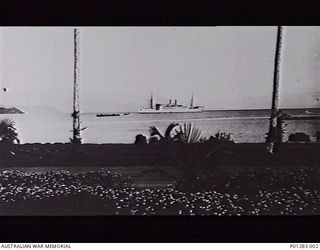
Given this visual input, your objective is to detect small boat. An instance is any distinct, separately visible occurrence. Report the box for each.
[96,112,130,117]
[305,110,320,115]
[96,113,121,117]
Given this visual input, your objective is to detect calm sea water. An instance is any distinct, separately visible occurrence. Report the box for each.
[1,109,320,144]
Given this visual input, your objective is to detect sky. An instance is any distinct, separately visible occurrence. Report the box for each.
[0,26,320,113]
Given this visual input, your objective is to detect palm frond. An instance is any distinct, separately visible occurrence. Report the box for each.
[0,118,19,144]
[178,123,202,143]
[172,128,183,140]
[0,118,15,128]
[164,123,179,138]
[149,126,164,139]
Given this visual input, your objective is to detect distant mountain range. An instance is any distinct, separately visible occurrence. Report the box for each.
[20,105,63,114]
[0,107,24,114]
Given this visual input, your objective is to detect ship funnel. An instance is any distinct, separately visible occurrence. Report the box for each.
[174,99,177,105]
[169,99,172,105]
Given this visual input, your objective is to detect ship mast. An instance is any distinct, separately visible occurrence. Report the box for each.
[71,28,82,144]
[190,93,194,108]
[150,92,154,109]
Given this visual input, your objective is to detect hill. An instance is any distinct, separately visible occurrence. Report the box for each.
[0,107,24,114]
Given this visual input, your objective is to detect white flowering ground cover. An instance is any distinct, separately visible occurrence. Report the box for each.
[0,167,320,215]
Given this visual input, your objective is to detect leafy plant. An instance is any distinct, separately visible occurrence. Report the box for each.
[0,118,20,144]
[172,126,236,192]
[172,123,209,181]
[176,123,202,143]
[288,132,310,143]
[148,123,180,143]
[266,110,289,153]
[200,131,234,144]
[276,115,288,144]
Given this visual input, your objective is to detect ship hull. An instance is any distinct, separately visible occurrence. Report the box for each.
[139,108,203,114]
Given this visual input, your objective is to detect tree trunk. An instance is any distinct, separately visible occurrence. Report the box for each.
[266,26,284,153]
[72,28,82,144]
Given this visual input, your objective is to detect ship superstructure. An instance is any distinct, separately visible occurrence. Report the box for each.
[139,94,204,113]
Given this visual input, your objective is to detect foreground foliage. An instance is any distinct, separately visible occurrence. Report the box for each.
[0,167,320,215]
[0,118,20,144]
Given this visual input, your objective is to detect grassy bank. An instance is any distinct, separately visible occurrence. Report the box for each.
[0,142,319,168]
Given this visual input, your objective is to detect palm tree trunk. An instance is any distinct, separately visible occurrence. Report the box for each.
[72,28,82,144]
[266,26,284,153]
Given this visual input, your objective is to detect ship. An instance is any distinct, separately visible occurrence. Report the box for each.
[138,94,204,114]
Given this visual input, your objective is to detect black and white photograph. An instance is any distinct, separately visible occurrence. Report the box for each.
[0,26,319,217]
